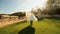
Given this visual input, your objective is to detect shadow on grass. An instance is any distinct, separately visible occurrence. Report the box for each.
[45,17,60,20]
[18,25,35,34]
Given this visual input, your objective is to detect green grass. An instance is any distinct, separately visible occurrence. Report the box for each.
[0,18,60,34]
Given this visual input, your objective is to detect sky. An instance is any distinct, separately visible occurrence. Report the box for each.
[0,0,47,14]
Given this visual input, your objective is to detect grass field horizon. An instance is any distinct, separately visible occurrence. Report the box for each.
[0,18,60,34]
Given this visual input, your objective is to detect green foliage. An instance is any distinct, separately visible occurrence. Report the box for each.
[11,12,26,17]
[45,0,60,15]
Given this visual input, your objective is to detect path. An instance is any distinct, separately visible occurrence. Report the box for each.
[0,18,26,27]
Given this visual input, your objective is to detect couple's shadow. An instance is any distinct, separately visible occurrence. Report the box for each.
[18,25,35,34]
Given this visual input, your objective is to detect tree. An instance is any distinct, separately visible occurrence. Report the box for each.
[46,0,60,10]
[11,12,26,18]
[46,0,60,15]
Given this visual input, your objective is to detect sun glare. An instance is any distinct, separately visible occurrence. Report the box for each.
[35,0,47,9]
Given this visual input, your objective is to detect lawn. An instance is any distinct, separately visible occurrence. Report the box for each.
[0,18,60,34]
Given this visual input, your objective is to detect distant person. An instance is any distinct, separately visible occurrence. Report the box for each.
[26,12,38,26]
[0,15,2,19]
[30,20,33,26]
